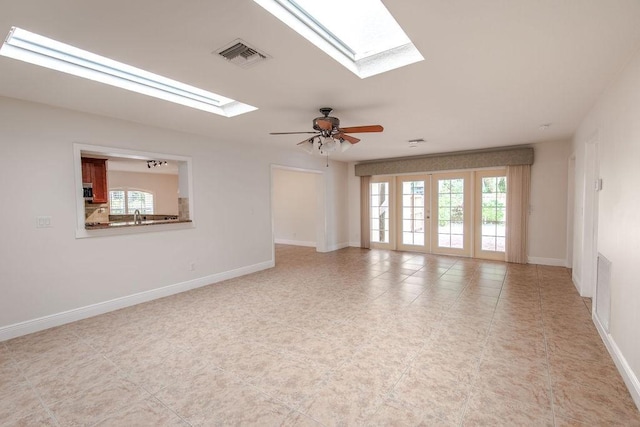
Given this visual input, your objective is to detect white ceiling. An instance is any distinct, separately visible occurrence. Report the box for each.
[107,157,179,175]
[1,0,640,162]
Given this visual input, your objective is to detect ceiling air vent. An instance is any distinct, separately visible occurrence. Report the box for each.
[215,39,270,68]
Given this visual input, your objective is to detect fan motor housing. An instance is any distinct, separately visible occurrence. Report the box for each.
[313,116,339,132]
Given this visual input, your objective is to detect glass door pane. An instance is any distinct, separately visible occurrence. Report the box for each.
[432,172,471,256]
[437,178,464,249]
[475,171,507,260]
[397,176,429,251]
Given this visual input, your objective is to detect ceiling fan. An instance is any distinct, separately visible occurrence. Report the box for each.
[270,107,383,156]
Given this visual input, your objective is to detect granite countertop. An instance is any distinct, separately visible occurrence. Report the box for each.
[85,219,191,229]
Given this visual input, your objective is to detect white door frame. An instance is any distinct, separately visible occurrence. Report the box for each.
[270,165,327,255]
[580,136,599,298]
[566,155,576,268]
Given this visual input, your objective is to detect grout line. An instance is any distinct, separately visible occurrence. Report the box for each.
[537,265,558,426]
[456,265,506,426]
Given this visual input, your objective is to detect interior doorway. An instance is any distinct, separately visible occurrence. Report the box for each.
[271,166,325,252]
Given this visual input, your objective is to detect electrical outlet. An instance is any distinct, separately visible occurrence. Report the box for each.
[36,216,52,228]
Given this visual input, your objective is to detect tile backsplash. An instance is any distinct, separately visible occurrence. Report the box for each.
[85,202,109,223]
[178,197,189,221]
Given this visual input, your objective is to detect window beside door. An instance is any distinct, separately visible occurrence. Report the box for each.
[480,176,507,252]
[370,181,391,244]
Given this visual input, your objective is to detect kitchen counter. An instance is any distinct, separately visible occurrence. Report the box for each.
[85,219,191,229]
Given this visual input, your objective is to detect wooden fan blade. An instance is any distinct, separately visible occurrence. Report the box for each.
[338,125,383,133]
[335,132,360,144]
[270,131,319,135]
[316,119,333,131]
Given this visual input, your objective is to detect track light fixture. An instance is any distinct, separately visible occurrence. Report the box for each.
[147,160,168,168]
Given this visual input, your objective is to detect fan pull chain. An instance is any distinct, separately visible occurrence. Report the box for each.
[326,154,329,167]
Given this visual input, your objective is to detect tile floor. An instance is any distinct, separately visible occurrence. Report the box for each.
[1,245,639,426]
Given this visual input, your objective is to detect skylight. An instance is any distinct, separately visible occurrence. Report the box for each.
[253,0,424,78]
[0,27,256,117]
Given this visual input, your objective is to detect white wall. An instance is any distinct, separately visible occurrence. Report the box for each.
[323,160,350,251]
[347,141,570,265]
[0,97,349,337]
[272,168,318,247]
[528,140,571,265]
[108,170,178,215]
[571,46,640,406]
[347,163,361,247]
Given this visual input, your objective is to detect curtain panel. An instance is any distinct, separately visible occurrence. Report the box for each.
[360,176,371,249]
[506,165,531,264]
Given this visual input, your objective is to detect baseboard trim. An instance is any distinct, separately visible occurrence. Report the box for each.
[274,238,316,247]
[0,259,274,342]
[572,272,581,292]
[527,256,567,267]
[593,313,640,410]
[326,242,350,252]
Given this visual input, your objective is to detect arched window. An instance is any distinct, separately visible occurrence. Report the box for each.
[109,189,154,214]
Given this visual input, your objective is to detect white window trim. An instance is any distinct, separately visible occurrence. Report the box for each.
[109,188,156,215]
[252,0,423,78]
[74,143,194,238]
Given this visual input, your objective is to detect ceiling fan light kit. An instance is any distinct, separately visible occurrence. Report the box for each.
[270,107,383,162]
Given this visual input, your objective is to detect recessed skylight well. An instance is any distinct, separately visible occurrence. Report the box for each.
[0,27,256,117]
[253,0,424,78]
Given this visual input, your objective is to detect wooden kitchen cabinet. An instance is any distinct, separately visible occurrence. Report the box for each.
[81,158,108,204]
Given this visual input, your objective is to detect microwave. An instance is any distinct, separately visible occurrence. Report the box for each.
[82,183,93,201]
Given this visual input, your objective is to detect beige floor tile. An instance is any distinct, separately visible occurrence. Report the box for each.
[93,396,188,426]
[5,325,79,359]
[552,378,640,425]
[553,415,597,426]
[473,358,552,407]
[1,246,638,425]
[123,347,209,394]
[48,376,150,426]
[154,366,245,425]
[365,397,454,426]
[390,368,471,424]
[0,381,45,424]
[548,350,617,375]
[411,345,481,384]
[204,384,292,425]
[5,406,57,427]
[300,378,385,426]
[105,335,175,372]
[253,356,329,408]
[280,410,324,426]
[30,353,120,406]
[462,388,553,426]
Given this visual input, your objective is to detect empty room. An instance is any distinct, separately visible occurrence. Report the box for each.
[1,1,640,425]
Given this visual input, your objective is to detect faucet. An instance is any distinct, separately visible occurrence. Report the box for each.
[133,209,141,224]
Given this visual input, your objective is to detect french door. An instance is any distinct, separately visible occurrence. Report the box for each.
[431,172,471,256]
[396,175,430,252]
[369,170,506,259]
[474,170,507,260]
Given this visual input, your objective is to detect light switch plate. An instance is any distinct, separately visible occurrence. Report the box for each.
[36,216,52,228]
